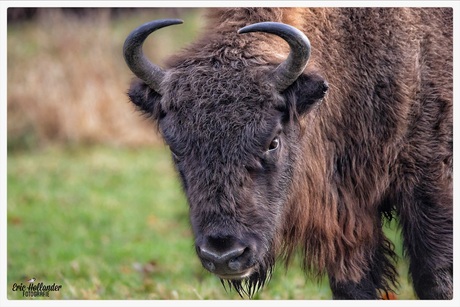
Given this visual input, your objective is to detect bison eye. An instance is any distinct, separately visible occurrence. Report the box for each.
[268,136,280,151]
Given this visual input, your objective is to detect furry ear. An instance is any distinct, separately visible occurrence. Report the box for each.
[128,79,165,121]
[283,72,328,116]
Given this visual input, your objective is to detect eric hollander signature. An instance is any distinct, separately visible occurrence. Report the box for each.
[11,277,63,298]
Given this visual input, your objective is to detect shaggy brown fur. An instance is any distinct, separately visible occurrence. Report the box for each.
[126,8,452,299]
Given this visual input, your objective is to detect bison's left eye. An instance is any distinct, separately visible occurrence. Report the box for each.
[268,136,280,151]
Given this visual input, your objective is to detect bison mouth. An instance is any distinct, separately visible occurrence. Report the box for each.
[199,252,274,297]
[194,232,276,297]
[195,234,275,297]
[216,268,254,280]
[220,266,273,298]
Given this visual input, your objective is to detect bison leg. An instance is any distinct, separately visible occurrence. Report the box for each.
[328,229,398,300]
[397,179,453,300]
[329,273,379,300]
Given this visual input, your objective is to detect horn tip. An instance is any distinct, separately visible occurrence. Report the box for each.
[237,24,256,34]
[237,22,278,35]
[172,19,184,25]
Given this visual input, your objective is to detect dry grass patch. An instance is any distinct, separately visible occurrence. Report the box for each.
[7,8,204,149]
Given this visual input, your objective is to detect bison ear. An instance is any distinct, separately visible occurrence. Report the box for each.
[128,79,165,121]
[283,72,328,116]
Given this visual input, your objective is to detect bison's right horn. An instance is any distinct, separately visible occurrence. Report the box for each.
[238,22,311,92]
[123,19,183,94]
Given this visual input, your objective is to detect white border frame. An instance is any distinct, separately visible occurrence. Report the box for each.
[1,1,459,306]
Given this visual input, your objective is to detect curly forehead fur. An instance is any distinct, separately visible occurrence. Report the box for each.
[163,58,278,115]
[160,10,290,111]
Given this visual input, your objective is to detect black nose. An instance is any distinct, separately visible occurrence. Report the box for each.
[196,235,253,278]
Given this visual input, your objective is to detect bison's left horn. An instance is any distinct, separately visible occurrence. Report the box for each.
[123,19,183,94]
[238,22,311,91]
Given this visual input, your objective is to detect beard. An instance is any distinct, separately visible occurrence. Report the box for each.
[219,253,275,298]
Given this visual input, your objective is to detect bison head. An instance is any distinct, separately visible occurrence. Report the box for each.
[124,19,328,296]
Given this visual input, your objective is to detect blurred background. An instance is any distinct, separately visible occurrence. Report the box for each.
[6,7,413,300]
[7,8,202,149]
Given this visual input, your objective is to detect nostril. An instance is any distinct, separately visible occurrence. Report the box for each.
[228,257,240,271]
[205,260,215,272]
[227,247,249,271]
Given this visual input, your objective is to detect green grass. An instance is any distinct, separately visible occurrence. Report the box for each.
[7,145,415,299]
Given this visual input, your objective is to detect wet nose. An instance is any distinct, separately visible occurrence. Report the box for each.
[196,235,252,277]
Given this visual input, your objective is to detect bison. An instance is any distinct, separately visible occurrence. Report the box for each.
[123,8,453,299]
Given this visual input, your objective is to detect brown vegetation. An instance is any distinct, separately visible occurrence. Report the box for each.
[7,8,202,149]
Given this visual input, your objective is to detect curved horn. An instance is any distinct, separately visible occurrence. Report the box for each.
[238,22,311,91]
[123,19,183,94]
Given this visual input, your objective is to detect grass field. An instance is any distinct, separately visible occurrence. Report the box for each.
[7,145,416,300]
